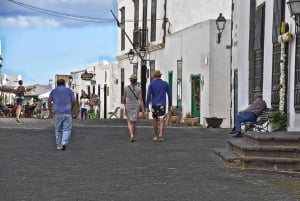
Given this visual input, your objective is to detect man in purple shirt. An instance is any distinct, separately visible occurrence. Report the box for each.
[146,70,172,142]
[48,79,75,150]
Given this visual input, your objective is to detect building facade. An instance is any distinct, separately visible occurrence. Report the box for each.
[116,0,232,127]
[231,0,300,131]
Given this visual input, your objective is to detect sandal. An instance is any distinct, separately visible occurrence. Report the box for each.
[153,135,158,141]
[130,136,136,142]
[158,135,164,142]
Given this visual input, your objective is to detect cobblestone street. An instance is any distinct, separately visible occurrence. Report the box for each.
[0,118,299,201]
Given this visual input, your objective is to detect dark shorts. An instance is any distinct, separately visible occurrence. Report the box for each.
[15,98,24,106]
[151,105,166,119]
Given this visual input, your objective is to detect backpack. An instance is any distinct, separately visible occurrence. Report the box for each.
[16,86,25,97]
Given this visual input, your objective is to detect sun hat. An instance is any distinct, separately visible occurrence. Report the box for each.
[153,70,162,77]
[129,74,137,80]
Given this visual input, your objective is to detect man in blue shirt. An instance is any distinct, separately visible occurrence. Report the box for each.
[48,79,75,150]
[146,70,172,142]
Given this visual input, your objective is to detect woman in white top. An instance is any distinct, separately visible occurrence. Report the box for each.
[123,74,145,142]
[80,93,89,120]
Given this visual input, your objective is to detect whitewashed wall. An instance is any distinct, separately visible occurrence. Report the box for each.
[233,0,300,131]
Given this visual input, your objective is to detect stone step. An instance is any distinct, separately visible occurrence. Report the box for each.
[227,138,300,158]
[243,132,300,147]
[214,148,300,172]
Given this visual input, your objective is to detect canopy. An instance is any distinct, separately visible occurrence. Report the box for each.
[0,82,35,93]
[38,90,51,99]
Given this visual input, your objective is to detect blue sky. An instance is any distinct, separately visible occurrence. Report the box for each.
[0,0,118,84]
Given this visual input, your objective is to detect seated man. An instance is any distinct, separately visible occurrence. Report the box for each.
[230,92,267,137]
[0,97,11,116]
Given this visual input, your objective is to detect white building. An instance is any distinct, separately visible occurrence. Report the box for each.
[70,60,119,119]
[232,0,300,131]
[116,0,232,127]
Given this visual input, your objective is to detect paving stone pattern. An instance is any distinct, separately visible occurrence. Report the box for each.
[0,118,299,201]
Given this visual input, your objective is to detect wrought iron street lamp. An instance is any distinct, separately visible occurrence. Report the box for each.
[216,13,226,43]
[287,0,300,30]
[128,49,135,63]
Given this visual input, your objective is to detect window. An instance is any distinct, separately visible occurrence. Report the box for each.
[133,0,139,48]
[142,0,148,47]
[151,0,157,41]
[150,60,155,82]
[271,0,285,110]
[177,60,182,109]
[133,64,138,75]
[120,7,125,51]
[121,68,125,103]
[98,84,100,97]
[295,33,300,112]
[249,3,265,102]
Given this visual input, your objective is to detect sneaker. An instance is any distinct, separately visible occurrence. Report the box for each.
[61,145,66,150]
[57,145,63,150]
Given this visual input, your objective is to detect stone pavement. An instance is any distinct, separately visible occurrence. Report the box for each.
[0,117,300,201]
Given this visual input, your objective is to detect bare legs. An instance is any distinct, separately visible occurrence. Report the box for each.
[125,109,136,142]
[16,105,22,122]
[152,117,165,141]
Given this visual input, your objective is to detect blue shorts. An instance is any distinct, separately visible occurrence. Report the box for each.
[151,105,166,119]
[15,98,24,106]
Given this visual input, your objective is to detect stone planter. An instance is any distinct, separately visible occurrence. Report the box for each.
[205,117,223,128]
[171,115,181,124]
[183,117,198,126]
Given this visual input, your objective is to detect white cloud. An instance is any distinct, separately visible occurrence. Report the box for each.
[0,16,61,29]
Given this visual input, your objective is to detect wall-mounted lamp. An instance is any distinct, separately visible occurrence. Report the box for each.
[128,49,135,63]
[287,0,300,31]
[216,13,226,44]
[127,47,149,64]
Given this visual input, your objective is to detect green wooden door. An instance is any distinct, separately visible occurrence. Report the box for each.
[191,75,200,120]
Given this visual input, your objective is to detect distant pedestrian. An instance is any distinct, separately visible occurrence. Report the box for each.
[91,93,100,116]
[0,97,11,116]
[123,74,145,142]
[48,79,75,150]
[146,70,172,142]
[80,93,89,120]
[14,80,26,123]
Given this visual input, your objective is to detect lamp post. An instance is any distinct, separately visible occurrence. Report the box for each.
[216,13,226,44]
[216,10,233,127]
[111,10,148,106]
[287,0,300,31]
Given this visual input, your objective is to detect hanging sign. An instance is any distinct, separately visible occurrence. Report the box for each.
[81,71,94,81]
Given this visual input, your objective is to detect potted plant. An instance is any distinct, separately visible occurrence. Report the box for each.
[183,112,198,126]
[205,117,224,128]
[269,110,288,131]
[169,106,181,124]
